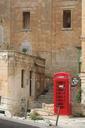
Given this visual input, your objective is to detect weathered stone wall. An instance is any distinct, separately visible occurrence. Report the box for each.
[10,0,51,53]
[7,52,32,114]
[80,0,85,115]
[50,0,81,75]
[10,0,81,76]
[0,50,45,115]
[7,51,45,115]
[0,51,8,98]
[0,0,82,115]
[35,62,45,98]
[0,0,10,49]
[0,0,81,76]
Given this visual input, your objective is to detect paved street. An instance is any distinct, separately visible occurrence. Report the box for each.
[47,116,85,128]
[0,115,85,128]
[0,119,39,128]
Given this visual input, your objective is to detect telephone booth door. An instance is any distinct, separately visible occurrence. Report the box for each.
[53,72,71,115]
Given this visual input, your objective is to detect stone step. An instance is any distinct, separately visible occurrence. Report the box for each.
[29,85,54,109]
[31,104,54,116]
[37,97,53,100]
[37,101,53,105]
[38,96,53,100]
[37,98,53,101]
[29,101,42,108]
[38,95,53,99]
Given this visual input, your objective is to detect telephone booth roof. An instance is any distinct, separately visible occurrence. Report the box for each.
[53,72,71,79]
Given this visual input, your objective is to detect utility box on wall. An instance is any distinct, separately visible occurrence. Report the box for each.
[53,72,72,115]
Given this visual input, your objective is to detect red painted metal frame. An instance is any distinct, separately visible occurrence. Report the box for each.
[53,72,72,115]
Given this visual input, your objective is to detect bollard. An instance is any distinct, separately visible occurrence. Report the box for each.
[56,106,60,127]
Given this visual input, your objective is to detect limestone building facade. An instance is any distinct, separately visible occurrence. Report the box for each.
[10,0,81,76]
[0,0,81,76]
[0,0,84,115]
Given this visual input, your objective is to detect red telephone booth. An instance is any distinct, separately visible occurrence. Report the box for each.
[53,72,72,115]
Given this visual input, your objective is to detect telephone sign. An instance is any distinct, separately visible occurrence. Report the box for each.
[71,77,80,87]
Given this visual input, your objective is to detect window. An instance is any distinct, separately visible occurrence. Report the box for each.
[21,69,25,88]
[23,12,30,29]
[63,10,71,28]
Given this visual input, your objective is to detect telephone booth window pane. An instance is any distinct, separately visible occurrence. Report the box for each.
[56,81,65,108]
